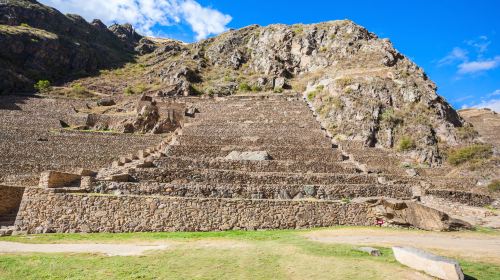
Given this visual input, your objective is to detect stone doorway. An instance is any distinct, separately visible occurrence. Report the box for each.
[0,185,25,229]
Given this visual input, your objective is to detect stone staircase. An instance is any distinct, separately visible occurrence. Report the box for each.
[91,94,414,209]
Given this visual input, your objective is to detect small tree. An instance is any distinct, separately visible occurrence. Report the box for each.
[34,80,51,93]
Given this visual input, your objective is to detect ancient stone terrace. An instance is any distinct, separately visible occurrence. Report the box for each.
[12,94,474,233]
[0,95,163,186]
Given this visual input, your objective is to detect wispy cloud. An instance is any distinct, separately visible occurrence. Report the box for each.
[40,0,232,40]
[438,36,499,75]
[438,47,468,66]
[462,89,500,112]
[457,56,500,74]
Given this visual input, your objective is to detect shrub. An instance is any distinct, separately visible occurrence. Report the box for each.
[70,83,87,95]
[381,109,402,126]
[34,80,51,93]
[487,180,500,192]
[307,91,317,101]
[238,82,251,92]
[251,85,262,92]
[20,23,30,28]
[124,86,134,95]
[273,87,283,93]
[397,136,416,151]
[447,144,493,166]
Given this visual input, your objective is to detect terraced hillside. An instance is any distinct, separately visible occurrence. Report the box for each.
[11,93,494,235]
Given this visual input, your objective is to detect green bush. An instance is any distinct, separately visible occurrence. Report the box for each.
[238,83,251,92]
[251,85,262,92]
[34,80,51,93]
[397,136,416,151]
[124,86,134,95]
[307,91,317,101]
[487,180,500,192]
[20,23,30,28]
[273,88,283,93]
[447,144,493,166]
[70,83,87,95]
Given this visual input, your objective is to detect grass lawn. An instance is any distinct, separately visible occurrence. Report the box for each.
[0,227,499,280]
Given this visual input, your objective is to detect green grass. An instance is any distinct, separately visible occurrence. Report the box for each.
[447,144,493,165]
[1,227,499,279]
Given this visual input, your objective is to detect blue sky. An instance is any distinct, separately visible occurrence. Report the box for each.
[41,0,500,111]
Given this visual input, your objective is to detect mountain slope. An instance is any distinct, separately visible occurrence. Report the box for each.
[0,0,141,93]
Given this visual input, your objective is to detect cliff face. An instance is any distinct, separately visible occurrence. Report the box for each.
[0,1,473,164]
[0,0,141,93]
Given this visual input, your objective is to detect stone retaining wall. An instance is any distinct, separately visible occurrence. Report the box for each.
[15,188,373,233]
[91,182,413,200]
[425,189,494,207]
[0,185,25,215]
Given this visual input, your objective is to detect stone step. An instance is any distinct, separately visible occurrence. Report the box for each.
[130,168,379,185]
[91,181,413,200]
[184,122,322,131]
[176,135,332,148]
[155,156,357,174]
[165,145,343,162]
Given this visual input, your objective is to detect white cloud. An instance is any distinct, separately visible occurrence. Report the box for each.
[489,89,500,97]
[180,0,232,41]
[438,47,468,66]
[457,56,500,74]
[39,0,231,40]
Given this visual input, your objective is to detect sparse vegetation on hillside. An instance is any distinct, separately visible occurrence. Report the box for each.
[70,83,87,95]
[487,180,500,192]
[238,82,251,92]
[457,126,479,141]
[34,80,51,93]
[447,144,493,166]
[397,136,416,151]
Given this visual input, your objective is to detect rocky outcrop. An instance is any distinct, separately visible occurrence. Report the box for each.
[366,198,471,231]
[108,23,142,49]
[0,0,136,93]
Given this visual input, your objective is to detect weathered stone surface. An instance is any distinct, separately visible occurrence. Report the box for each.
[97,98,116,107]
[368,198,471,231]
[38,171,81,188]
[225,151,272,161]
[392,246,464,280]
[15,188,374,233]
[0,185,25,216]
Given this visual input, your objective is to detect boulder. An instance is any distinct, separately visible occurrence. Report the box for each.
[97,98,115,106]
[392,246,464,280]
[367,198,471,231]
[225,151,272,161]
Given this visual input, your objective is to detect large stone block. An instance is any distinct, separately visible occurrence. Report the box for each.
[38,171,81,188]
[392,246,464,280]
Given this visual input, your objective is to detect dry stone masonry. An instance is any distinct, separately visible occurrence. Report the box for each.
[9,94,485,233]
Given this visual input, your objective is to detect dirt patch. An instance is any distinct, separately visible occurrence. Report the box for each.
[0,241,169,256]
[305,228,500,263]
[0,239,251,256]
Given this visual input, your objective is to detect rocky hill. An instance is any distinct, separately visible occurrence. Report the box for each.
[0,0,144,93]
[0,0,491,167]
